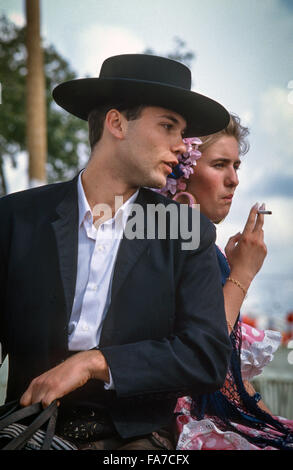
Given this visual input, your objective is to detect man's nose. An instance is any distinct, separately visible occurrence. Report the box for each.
[172,138,187,156]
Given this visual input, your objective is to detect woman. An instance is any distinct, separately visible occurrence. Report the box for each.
[158,114,293,450]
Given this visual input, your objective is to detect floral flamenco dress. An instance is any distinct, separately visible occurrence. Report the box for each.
[175,246,293,450]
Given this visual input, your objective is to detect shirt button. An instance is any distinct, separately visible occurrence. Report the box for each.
[82,323,89,331]
[88,283,98,291]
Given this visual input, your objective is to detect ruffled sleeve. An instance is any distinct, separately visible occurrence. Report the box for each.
[240,321,281,380]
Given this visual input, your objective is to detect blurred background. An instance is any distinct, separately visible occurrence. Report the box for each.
[0,0,292,416]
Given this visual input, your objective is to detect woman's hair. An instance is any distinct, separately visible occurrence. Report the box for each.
[199,113,250,156]
[88,104,146,151]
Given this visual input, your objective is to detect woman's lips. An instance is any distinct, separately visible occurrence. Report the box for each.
[222,194,234,202]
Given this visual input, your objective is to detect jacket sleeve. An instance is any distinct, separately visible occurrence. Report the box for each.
[100,218,232,399]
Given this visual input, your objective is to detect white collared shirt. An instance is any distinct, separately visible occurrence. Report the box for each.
[68,171,138,386]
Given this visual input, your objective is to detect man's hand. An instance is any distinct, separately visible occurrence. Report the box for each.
[20,350,109,408]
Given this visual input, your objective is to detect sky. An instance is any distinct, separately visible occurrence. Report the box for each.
[1,0,293,331]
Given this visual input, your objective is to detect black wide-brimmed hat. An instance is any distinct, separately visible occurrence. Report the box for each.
[53,54,229,137]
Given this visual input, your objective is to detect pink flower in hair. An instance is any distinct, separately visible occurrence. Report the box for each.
[155,136,202,198]
[164,178,178,195]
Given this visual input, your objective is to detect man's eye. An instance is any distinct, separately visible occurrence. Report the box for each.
[214,163,224,168]
[162,123,173,130]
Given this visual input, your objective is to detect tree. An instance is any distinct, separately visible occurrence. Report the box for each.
[144,36,196,69]
[25,0,47,186]
[0,18,195,196]
[0,15,88,196]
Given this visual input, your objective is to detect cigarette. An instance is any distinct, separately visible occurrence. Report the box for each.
[258,210,272,215]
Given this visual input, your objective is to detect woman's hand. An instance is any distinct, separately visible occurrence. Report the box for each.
[225,203,267,290]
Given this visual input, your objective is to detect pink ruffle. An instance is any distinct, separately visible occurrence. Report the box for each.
[241,322,266,343]
[240,322,281,380]
[174,323,289,450]
[176,413,293,450]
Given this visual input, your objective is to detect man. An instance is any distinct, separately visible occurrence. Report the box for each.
[0,54,231,450]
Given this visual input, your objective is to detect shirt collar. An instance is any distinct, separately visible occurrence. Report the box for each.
[77,170,139,230]
[77,171,92,227]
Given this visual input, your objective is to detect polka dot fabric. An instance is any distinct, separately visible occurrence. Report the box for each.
[175,400,293,450]
[175,322,293,450]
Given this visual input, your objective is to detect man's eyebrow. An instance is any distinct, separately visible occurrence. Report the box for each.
[159,114,187,132]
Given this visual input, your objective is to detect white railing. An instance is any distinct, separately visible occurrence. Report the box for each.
[252,377,293,420]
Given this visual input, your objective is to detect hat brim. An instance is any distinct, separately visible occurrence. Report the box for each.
[52,78,229,137]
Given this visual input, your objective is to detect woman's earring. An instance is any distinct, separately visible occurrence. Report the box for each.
[173,191,197,208]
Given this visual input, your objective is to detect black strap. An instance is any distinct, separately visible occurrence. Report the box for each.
[0,400,19,420]
[41,405,58,450]
[0,401,58,450]
[0,402,42,432]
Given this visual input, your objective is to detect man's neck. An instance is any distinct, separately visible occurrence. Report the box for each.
[81,161,138,221]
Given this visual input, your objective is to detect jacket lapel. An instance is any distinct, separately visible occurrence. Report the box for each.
[51,177,79,321]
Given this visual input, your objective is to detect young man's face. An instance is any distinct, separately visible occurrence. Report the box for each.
[120,106,187,189]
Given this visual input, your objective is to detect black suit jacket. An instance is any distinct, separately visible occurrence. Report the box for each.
[0,175,231,438]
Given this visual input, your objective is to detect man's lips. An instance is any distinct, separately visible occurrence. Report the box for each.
[162,161,178,174]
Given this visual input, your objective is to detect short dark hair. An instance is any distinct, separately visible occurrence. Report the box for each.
[88,104,146,151]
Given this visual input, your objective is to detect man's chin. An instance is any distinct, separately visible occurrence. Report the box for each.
[143,176,167,190]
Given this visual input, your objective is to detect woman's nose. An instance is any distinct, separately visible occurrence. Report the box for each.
[226,168,239,187]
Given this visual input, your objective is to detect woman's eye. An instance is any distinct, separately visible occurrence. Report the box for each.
[214,163,224,168]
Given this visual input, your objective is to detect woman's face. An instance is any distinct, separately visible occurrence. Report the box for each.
[186,135,241,223]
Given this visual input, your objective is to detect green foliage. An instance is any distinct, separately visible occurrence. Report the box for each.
[0,14,195,195]
[0,15,88,194]
[144,36,196,69]
[43,44,88,182]
[0,16,27,172]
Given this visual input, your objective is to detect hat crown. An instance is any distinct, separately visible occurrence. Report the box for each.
[99,54,192,90]
[53,54,229,136]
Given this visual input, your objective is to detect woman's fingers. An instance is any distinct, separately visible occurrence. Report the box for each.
[242,202,266,240]
[225,232,241,256]
[253,203,265,234]
[242,202,259,235]
[225,202,268,280]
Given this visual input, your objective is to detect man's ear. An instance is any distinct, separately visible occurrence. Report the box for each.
[104,109,127,139]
